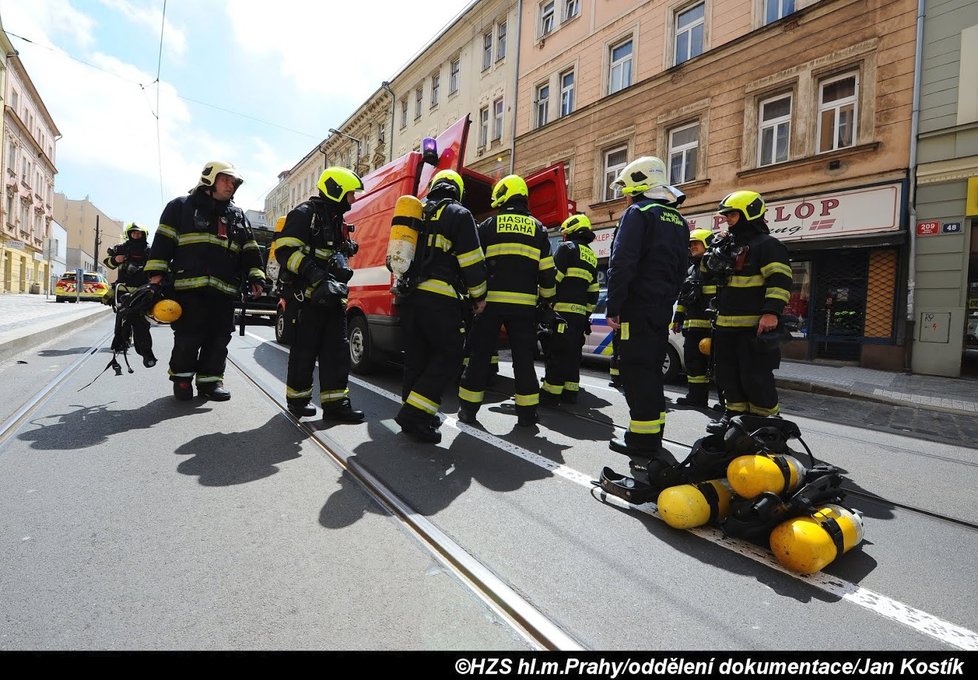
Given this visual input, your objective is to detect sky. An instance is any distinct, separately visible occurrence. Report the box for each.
[0,0,476,237]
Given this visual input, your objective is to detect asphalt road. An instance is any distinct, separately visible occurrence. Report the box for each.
[1,315,976,651]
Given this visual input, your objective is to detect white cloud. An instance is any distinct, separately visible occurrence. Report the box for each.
[97,0,188,61]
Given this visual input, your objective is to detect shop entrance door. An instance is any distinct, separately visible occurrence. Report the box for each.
[963,221,978,377]
[811,250,869,361]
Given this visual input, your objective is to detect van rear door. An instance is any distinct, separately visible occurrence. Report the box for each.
[525,164,576,228]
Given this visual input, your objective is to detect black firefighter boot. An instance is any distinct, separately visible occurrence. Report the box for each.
[676,383,709,407]
[395,407,442,443]
[322,398,365,423]
[198,381,231,401]
[287,401,317,418]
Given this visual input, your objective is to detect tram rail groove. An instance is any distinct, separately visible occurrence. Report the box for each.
[0,329,114,447]
[227,353,585,652]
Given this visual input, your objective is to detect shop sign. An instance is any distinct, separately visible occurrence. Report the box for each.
[916,221,940,236]
[684,182,903,243]
[590,227,616,259]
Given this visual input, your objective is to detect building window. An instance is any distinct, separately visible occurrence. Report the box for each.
[758,93,791,166]
[431,73,440,108]
[563,0,580,21]
[493,98,504,141]
[817,72,858,152]
[378,122,385,146]
[675,3,705,65]
[483,31,493,70]
[400,99,408,129]
[540,1,556,36]
[6,141,15,174]
[535,83,550,128]
[609,38,633,94]
[10,89,18,112]
[479,107,490,147]
[603,146,629,201]
[765,0,795,24]
[560,69,575,117]
[668,122,699,184]
[497,21,507,61]
[449,58,460,95]
[415,86,423,120]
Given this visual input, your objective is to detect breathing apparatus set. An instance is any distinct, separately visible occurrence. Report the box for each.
[386,169,466,300]
[80,282,181,390]
[597,415,864,574]
[284,204,357,308]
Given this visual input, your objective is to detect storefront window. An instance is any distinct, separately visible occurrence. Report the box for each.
[785,261,810,337]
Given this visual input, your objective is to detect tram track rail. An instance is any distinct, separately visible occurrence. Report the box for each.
[0,329,114,448]
[226,352,585,652]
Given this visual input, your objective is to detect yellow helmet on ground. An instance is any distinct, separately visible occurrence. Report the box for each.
[151,298,182,324]
[611,156,668,197]
[429,169,464,200]
[717,190,766,221]
[195,161,243,192]
[317,167,364,204]
[490,174,528,208]
[689,228,714,249]
[560,214,592,236]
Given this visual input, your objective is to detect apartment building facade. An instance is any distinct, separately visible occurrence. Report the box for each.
[390,0,517,178]
[514,0,918,371]
[3,54,59,294]
[53,193,123,277]
[914,0,978,378]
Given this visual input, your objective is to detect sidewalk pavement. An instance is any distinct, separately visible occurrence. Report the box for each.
[0,292,113,363]
[1,291,975,417]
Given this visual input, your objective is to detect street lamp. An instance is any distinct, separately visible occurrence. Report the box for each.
[328,128,363,174]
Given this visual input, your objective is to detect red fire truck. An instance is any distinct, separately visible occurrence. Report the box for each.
[274,115,574,374]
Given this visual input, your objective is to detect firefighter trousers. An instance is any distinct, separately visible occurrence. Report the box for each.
[168,290,235,386]
[682,327,711,402]
[399,298,465,421]
[542,312,588,398]
[459,304,539,417]
[286,300,351,408]
[618,315,668,449]
[713,329,780,417]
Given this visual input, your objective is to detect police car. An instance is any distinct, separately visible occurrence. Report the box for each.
[54,271,110,303]
[583,288,686,383]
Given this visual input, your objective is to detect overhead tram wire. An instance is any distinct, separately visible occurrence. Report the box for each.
[154,0,168,207]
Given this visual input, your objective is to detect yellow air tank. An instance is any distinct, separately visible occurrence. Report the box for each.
[769,504,864,574]
[657,479,732,529]
[386,195,424,280]
[726,453,805,499]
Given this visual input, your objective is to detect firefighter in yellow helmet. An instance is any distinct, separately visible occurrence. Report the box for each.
[393,169,487,442]
[146,162,266,401]
[706,190,792,431]
[672,228,721,408]
[274,167,365,423]
[457,174,556,427]
[540,214,599,406]
[605,156,688,458]
[105,222,156,367]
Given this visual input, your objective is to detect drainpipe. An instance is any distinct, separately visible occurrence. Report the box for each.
[508,0,523,174]
[904,0,925,373]
[381,81,396,163]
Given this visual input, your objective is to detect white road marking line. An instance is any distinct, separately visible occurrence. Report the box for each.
[247,332,978,650]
